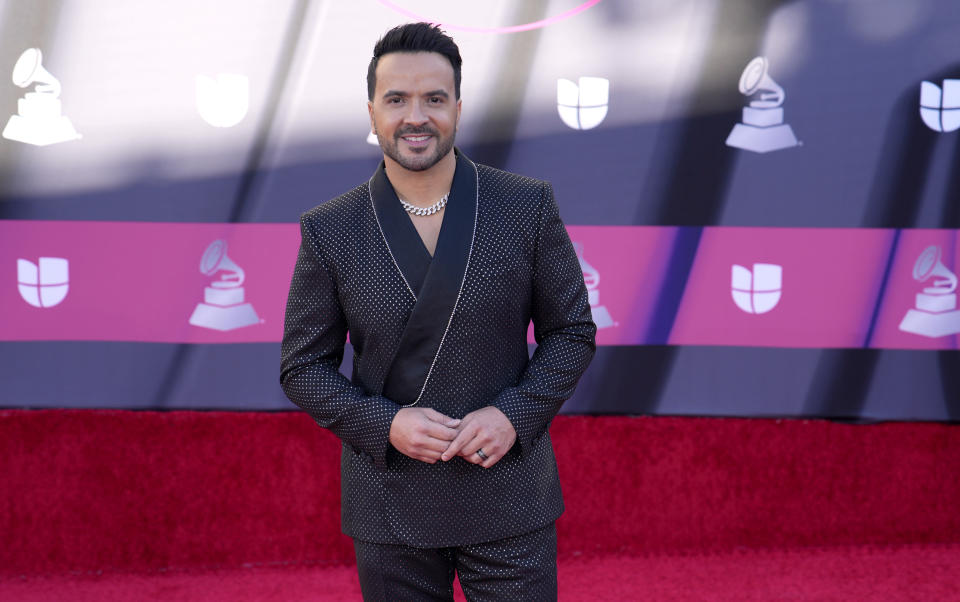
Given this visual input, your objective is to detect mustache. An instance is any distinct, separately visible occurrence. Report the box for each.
[395,126,439,138]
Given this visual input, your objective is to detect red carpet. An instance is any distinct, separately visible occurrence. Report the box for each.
[2,410,959,599]
[3,545,958,601]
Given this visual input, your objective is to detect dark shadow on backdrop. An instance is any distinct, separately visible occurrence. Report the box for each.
[936,116,960,419]
[228,0,312,224]
[804,65,960,420]
[152,0,312,407]
[590,0,785,414]
[466,1,547,170]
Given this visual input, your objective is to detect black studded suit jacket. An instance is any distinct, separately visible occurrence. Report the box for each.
[280,150,596,547]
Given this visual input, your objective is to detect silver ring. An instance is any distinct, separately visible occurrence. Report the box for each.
[476,448,489,461]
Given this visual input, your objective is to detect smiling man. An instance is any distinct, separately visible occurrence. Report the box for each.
[281,23,596,601]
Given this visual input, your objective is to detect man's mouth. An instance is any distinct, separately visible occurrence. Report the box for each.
[401,134,433,145]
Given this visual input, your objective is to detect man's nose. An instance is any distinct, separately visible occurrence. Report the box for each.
[404,101,428,125]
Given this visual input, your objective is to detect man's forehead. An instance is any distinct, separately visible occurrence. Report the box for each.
[375,51,454,89]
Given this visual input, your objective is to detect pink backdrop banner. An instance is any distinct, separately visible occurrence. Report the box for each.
[2,221,300,343]
[870,230,960,351]
[669,227,897,348]
[4,220,960,350]
[540,226,679,346]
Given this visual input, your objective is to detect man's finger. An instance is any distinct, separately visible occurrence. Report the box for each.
[412,447,445,462]
[479,448,504,468]
[460,438,493,464]
[415,437,456,455]
[422,408,461,428]
[421,407,448,421]
[456,433,491,464]
[466,448,486,465]
[422,421,459,442]
[441,425,477,461]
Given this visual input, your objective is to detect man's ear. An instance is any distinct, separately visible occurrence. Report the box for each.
[455,99,462,131]
[367,101,375,134]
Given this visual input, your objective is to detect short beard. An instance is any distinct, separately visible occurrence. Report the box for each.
[377,125,456,172]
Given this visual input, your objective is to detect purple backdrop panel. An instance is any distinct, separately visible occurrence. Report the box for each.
[669,227,896,349]
[3,220,299,343]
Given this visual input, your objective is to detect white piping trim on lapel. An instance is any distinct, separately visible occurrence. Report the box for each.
[406,159,479,407]
[368,175,418,302]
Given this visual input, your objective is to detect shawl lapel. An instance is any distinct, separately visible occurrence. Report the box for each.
[369,150,479,406]
[369,162,432,297]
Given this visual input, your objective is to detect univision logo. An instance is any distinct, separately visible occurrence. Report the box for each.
[17,257,69,308]
[731,263,782,314]
[557,77,608,130]
[920,79,960,133]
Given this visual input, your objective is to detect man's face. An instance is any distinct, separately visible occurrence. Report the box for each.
[368,51,461,172]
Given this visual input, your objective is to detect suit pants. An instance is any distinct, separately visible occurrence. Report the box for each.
[353,522,557,602]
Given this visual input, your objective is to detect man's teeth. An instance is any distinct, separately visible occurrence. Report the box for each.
[404,135,431,142]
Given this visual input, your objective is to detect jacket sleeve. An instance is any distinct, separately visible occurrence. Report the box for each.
[280,214,401,469]
[492,182,597,456]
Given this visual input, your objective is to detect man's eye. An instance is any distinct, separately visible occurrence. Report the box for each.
[429,97,443,104]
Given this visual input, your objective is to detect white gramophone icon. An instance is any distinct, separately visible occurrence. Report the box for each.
[2,48,81,146]
[899,245,960,338]
[725,56,798,153]
[188,240,260,331]
[574,242,615,329]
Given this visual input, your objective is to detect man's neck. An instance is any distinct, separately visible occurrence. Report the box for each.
[384,150,456,208]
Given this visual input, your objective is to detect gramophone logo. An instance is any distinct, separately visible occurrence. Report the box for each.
[17,257,69,308]
[188,240,260,331]
[195,74,249,128]
[899,245,960,337]
[557,77,609,130]
[725,57,798,153]
[919,80,960,133]
[731,263,782,314]
[574,242,615,328]
[3,48,81,146]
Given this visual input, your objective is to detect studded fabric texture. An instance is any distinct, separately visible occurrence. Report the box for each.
[280,161,596,547]
[354,522,558,601]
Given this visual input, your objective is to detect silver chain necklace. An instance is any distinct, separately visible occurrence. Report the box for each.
[399,193,448,216]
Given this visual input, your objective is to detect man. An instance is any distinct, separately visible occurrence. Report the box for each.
[280,22,595,601]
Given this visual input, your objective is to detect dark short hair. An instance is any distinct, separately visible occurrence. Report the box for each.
[367,22,462,101]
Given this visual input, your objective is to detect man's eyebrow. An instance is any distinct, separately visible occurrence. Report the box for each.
[381,90,408,99]
[423,90,449,98]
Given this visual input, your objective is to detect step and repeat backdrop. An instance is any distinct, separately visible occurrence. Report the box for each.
[2,0,960,420]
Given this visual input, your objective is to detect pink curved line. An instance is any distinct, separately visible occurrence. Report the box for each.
[376,0,604,34]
